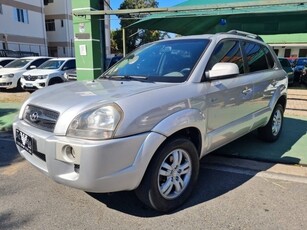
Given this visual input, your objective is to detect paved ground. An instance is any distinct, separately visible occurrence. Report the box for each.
[285,86,307,117]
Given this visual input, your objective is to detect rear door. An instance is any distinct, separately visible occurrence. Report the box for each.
[241,41,282,117]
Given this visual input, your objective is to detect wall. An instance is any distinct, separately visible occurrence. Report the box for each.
[0,0,48,56]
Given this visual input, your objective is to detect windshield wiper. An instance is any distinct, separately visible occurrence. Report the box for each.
[101,75,148,81]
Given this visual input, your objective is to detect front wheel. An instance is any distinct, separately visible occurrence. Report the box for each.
[258,104,284,142]
[135,137,199,212]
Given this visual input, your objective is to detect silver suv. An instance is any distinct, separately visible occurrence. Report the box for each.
[13,31,287,212]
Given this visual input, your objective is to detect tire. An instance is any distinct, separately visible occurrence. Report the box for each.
[258,104,284,142]
[135,137,199,212]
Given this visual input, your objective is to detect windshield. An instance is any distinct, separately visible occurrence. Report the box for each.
[4,59,32,68]
[38,60,65,69]
[101,39,209,83]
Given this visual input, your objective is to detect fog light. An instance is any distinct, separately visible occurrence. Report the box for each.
[63,145,76,162]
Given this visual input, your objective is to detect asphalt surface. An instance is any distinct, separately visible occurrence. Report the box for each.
[1,135,307,229]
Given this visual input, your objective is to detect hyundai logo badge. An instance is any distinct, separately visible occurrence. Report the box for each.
[30,111,40,122]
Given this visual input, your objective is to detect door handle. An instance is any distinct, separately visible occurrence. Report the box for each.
[242,87,252,95]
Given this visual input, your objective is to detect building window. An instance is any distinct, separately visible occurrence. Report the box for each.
[45,19,55,31]
[0,4,3,14]
[299,49,307,57]
[61,20,64,27]
[48,47,58,57]
[14,8,29,24]
[44,0,54,5]
[285,49,291,57]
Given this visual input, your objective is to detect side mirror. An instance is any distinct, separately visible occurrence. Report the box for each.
[207,62,239,79]
[0,65,3,68]
[29,65,36,69]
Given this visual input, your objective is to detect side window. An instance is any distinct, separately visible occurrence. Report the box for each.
[63,60,76,70]
[263,46,275,69]
[242,42,270,72]
[207,40,244,74]
[27,58,49,69]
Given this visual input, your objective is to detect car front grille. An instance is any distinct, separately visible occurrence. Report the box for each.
[23,75,38,81]
[23,105,59,132]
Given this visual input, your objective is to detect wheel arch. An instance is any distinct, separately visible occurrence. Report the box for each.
[151,108,205,157]
[134,110,204,190]
[48,76,63,85]
[276,94,287,112]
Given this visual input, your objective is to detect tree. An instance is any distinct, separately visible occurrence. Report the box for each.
[111,29,122,54]
[117,0,161,53]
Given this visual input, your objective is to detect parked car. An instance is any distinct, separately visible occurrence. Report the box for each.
[278,57,294,86]
[0,57,16,68]
[21,57,76,91]
[64,69,77,81]
[292,57,307,82]
[13,31,287,212]
[0,56,51,89]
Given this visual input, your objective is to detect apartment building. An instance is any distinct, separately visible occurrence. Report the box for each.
[0,0,48,56]
[0,0,111,58]
[44,0,74,57]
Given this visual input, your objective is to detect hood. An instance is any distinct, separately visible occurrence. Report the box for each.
[23,69,61,75]
[0,68,25,74]
[25,79,175,114]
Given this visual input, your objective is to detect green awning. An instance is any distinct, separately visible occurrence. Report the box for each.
[129,0,307,35]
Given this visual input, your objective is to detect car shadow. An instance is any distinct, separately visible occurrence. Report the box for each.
[86,116,306,216]
[212,116,306,165]
[0,131,24,167]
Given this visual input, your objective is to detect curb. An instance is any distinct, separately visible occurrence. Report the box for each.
[202,155,307,183]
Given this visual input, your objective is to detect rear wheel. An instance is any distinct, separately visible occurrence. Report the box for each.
[258,104,284,142]
[135,137,199,212]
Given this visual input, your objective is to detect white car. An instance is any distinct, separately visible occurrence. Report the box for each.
[0,56,51,89]
[21,57,76,91]
[0,57,16,68]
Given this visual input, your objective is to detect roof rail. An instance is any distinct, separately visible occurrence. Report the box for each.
[226,30,264,42]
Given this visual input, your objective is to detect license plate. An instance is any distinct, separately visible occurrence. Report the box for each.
[16,129,33,154]
[25,83,33,87]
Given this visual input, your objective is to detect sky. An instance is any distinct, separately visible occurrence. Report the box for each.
[109,0,186,29]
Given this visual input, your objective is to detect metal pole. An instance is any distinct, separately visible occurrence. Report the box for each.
[122,28,126,57]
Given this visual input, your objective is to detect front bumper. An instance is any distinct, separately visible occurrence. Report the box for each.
[0,78,13,88]
[20,78,46,90]
[13,120,166,193]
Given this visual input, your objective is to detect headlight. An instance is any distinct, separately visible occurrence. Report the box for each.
[3,73,14,78]
[38,75,48,79]
[67,104,123,140]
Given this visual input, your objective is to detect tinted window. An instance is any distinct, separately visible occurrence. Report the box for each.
[207,40,244,74]
[264,47,275,68]
[279,58,291,67]
[242,42,270,72]
[0,59,14,67]
[63,60,76,70]
[28,58,50,69]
